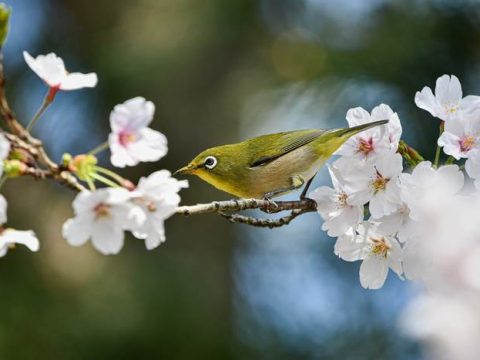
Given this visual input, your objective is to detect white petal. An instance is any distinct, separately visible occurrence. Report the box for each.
[2,229,39,252]
[309,186,336,218]
[415,86,443,118]
[24,51,67,86]
[60,72,98,90]
[326,206,363,237]
[436,164,464,193]
[386,239,403,277]
[91,220,124,255]
[359,256,389,289]
[435,74,462,105]
[109,136,138,167]
[110,97,155,132]
[376,211,403,235]
[0,194,7,224]
[386,112,402,151]
[334,232,365,262]
[345,107,371,126]
[348,189,372,206]
[369,192,389,218]
[105,187,135,204]
[438,132,463,159]
[137,170,188,196]
[466,151,480,180]
[0,244,7,257]
[62,217,91,246]
[0,133,10,160]
[460,95,480,115]
[371,104,394,121]
[375,151,403,178]
[402,239,425,281]
[129,128,168,162]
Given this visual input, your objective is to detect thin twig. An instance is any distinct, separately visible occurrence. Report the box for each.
[219,209,308,228]
[0,51,86,192]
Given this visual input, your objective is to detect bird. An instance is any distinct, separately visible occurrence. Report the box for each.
[174,120,388,199]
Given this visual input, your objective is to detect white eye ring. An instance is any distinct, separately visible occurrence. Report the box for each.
[204,156,217,169]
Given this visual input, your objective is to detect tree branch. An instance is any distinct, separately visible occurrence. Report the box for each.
[0,52,86,192]
[176,198,317,228]
[0,50,317,228]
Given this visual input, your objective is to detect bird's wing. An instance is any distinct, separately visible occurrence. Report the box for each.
[248,130,325,167]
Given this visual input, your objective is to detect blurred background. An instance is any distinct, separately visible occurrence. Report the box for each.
[1,0,480,359]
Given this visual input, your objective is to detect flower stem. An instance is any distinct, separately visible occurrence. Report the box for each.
[0,175,7,190]
[88,141,109,156]
[433,121,445,168]
[86,177,96,191]
[26,92,53,131]
[445,156,455,165]
[95,166,125,185]
[91,173,120,188]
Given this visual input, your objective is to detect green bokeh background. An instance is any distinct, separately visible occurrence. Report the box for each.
[1,1,479,359]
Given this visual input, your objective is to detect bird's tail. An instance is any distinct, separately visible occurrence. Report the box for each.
[314,119,389,159]
[333,119,389,138]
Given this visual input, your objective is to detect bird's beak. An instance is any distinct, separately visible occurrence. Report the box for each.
[174,164,196,176]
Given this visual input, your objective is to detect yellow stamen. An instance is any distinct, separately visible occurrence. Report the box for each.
[459,135,476,153]
[370,237,390,258]
[94,203,111,219]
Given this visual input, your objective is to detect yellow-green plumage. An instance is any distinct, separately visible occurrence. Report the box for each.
[175,120,388,199]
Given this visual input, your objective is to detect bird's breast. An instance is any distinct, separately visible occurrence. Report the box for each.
[246,146,327,198]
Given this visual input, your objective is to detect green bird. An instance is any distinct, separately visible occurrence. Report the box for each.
[175,120,388,199]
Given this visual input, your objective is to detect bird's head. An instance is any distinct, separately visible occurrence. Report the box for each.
[174,144,241,189]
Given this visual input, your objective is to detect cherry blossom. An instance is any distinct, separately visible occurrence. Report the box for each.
[0,194,39,257]
[0,230,39,257]
[62,188,145,255]
[23,51,97,99]
[401,295,480,360]
[415,74,480,121]
[376,202,415,243]
[438,114,480,159]
[108,97,168,168]
[346,151,403,218]
[336,104,402,159]
[399,162,463,221]
[310,165,363,237]
[130,170,188,250]
[334,221,403,289]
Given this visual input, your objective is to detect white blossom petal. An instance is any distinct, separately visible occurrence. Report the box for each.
[60,72,98,90]
[2,230,39,252]
[23,51,97,91]
[435,74,462,106]
[334,231,365,262]
[415,86,443,118]
[359,256,389,290]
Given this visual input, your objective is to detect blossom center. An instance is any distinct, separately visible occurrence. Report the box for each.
[336,192,348,207]
[459,135,476,153]
[119,131,137,147]
[370,237,390,258]
[371,170,389,194]
[94,203,111,219]
[147,201,157,212]
[444,103,458,114]
[357,137,374,155]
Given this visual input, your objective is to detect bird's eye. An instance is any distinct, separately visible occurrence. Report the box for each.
[204,156,217,169]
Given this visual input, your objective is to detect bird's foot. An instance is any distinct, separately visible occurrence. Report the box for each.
[263,197,278,212]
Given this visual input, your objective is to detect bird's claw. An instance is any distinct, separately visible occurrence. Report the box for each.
[263,197,278,212]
